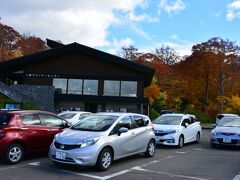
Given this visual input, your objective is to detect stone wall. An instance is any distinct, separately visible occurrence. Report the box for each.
[12,84,55,111]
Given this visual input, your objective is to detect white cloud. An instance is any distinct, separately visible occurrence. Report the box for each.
[170,34,179,39]
[159,0,186,15]
[106,38,134,55]
[160,41,193,56]
[0,0,151,47]
[226,0,240,21]
[127,11,158,22]
[131,24,152,40]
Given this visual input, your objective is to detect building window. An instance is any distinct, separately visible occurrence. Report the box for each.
[83,80,98,95]
[103,80,120,96]
[53,78,67,94]
[121,81,137,97]
[68,79,82,94]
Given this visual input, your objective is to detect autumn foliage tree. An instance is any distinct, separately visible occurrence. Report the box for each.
[0,18,47,61]
[0,20,21,61]
[119,38,240,122]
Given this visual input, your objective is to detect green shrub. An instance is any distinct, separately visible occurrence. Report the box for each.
[0,97,38,110]
[149,108,160,121]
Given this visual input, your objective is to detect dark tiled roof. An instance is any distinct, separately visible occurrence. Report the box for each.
[0,40,155,86]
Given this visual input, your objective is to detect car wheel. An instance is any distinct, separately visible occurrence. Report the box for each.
[5,143,24,164]
[178,135,184,148]
[97,148,112,171]
[145,140,155,157]
[195,132,200,143]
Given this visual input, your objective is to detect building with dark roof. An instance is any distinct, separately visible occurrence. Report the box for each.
[0,39,154,114]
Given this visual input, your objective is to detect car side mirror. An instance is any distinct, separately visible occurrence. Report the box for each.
[146,120,149,125]
[62,122,70,128]
[118,127,128,136]
[184,123,189,128]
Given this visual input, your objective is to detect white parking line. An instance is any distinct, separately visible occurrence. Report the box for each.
[233,171,240,180]
[54,156,176,180]
[192,148,203,151]
[101,169,132,180]
[132,166,208,180]
[175,151,186,154]
[59,169,103,180]
[28,162,41,166]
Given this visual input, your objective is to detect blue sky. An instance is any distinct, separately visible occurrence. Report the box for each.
[0,0,240,56]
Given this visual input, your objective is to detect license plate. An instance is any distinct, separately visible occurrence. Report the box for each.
[56,151,66,160]
[223,138,231,143]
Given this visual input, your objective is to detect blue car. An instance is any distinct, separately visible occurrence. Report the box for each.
[211,117,240,147]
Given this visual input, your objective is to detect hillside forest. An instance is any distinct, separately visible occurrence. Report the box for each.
[1,20,240,123]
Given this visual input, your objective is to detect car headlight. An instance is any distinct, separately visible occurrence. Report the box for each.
[211,132,218,136]
[81,137,100,147]
[168,129,179,134]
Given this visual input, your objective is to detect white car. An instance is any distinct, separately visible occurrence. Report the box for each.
[153,114,202,148]
[58,111,92,125]
[215,114,238,125]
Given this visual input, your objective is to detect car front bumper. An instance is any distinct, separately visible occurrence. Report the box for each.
[155,133,179,146]
[211,135,240,147]
[49,142,101,166]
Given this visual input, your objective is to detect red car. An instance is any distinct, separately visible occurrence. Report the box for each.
[0,110,70,164]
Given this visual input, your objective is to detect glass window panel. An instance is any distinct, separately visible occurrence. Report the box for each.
[104,80,120,96]
[120,81,137,97]
[39,114,64,127]
[83,80,98,95]
[53,78,67,94]
[68,79,82,94]
[22,114,41,126]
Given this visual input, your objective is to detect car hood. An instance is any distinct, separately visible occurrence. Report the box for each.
[55,128,105,144]
[153,124,180,132]
[213,126,240,134]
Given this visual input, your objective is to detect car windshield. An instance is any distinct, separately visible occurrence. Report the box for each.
[218,117,240,127]
[71,115,119,132]
[0,113,12,128]
[154,115,182,125]
[59,113,77,119]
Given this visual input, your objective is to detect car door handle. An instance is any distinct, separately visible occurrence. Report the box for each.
[21,127,28,130]
[47,129,56,132]
[131,132,136,136]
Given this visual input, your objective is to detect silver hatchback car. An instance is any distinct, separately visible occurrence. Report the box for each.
[49,112,156,171]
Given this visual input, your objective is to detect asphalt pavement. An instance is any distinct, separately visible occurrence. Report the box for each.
[0,129,239,180]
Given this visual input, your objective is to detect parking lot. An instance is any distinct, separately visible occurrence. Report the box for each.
[0,129,239,180]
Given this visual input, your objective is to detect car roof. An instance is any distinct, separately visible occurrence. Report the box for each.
[217,113,238,116]
[58,111,92,114]
[95,112,149,118]
[161,113,193,117]
[0,110,56,116]
[221,116,240,119]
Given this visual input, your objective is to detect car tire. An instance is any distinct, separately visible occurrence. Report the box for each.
[145,140,156,157]
[97,148,113,171]
[178,135,184,148]
[195,132,201,143]
[5,143,24,164]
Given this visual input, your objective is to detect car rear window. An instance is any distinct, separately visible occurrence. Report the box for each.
[59,113,77,119]
[0,113,12,127]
